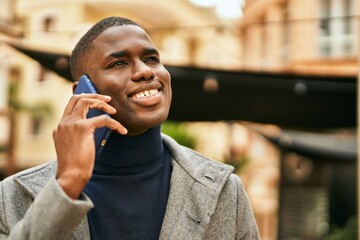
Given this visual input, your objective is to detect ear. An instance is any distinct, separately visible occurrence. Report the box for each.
[72,81,79,93]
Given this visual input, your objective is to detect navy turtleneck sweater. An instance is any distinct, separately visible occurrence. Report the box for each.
[83,126,172,240]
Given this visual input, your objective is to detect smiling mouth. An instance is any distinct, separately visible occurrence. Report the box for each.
[132,89,159,99]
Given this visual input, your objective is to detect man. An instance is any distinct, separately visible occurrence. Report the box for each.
[0,17,259,239]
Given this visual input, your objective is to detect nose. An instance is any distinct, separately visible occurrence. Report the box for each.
[131,61,155,81]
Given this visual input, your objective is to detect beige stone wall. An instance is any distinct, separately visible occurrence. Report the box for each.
[287,0,319,62]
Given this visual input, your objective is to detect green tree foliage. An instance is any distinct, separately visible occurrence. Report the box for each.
[325,217,358,240]
[161,121,196,149]
[8,82,53,117]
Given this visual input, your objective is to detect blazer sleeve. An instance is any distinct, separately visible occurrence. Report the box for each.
[0,178,93,240]
[232,174,260,240]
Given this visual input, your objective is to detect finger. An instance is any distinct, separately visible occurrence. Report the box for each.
[63,94,112,116]
[88,115,128,135]
[72,97,116,118]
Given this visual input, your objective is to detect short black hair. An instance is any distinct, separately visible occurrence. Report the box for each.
[70,16,141,81]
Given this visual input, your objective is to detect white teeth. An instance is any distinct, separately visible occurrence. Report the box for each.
[133,89,159,99]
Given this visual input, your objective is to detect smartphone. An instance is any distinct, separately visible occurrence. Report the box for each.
[74,75,112,156]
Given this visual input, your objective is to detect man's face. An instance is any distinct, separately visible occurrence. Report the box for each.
[84,25,172,135]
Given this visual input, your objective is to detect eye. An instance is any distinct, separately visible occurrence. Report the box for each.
[109,60,127,68]
[145,56,160,63]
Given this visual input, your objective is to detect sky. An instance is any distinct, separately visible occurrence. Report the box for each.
[190,0,246,19]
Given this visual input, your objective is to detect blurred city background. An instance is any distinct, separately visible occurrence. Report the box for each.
[0,0,358,239]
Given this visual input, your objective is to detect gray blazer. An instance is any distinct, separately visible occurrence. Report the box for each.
[0,135,259,239]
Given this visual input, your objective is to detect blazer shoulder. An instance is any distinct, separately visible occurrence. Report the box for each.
[2,161,57,199]
[162,134,234,191]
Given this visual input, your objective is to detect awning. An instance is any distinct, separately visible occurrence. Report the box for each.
[257,129,356,162]
[10,44,357,129]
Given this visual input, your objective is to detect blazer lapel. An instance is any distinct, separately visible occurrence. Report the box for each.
[14,161,57,198]
[159,158,233,240]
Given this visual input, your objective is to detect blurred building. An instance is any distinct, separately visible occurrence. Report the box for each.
[241,0,359,76]
[240,1,358,239]
[0,1,358,240]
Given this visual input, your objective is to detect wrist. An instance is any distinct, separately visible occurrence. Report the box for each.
[57,171,90,199]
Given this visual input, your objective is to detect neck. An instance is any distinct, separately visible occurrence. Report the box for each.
[96,125,163,168]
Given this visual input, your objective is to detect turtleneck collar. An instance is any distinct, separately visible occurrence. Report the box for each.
[95,125,163,172]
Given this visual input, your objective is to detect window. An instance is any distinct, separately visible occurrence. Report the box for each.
[343,0,352,35]
[8,67,21,108]
[38,65,50,82]
[9,67,20,84]
[318,0,355,57]
[319,0,331,36]
[36,10,60,34]
[30,115,43,136]
[42,16,56,33]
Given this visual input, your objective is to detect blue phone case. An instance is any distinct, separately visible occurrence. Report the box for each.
[74,75,112,156]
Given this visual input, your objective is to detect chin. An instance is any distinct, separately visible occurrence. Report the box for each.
[125,112,169,135]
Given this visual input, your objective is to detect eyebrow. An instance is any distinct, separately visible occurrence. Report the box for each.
[143,48,159,56]
[107,48,159,60]
[108,50,129,59]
